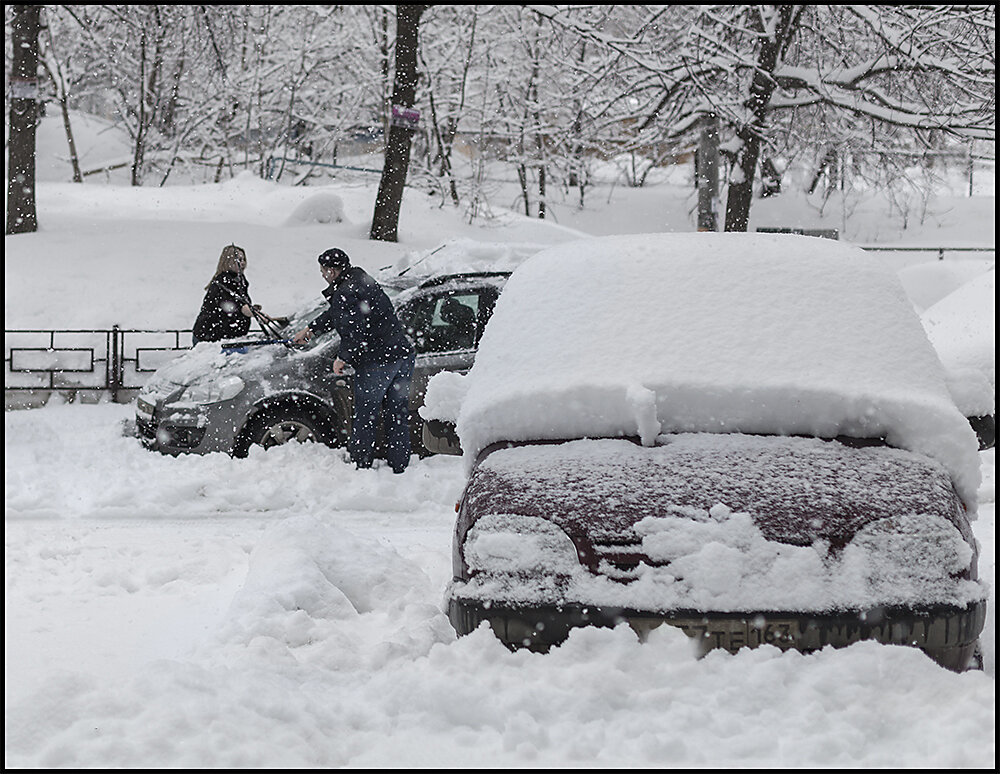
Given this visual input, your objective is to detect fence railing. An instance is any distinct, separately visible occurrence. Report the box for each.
[5,245,995,407]
[857,246,996,261]
[5,326,192,407]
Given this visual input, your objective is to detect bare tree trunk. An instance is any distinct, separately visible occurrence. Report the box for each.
[370,5,427,242]
[537,164,546,220]
[697,112,719,231]
[807,148,837,195]
[61,98,83,183]
[132,27,149,186]
[40,34,84,183]
[517,164,530,216]
[422,11,476,209]
[724,5,802,232]
[6,4,41,234]
[425,89,460,206]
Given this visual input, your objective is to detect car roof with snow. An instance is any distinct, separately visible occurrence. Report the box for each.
[426,232,981,505]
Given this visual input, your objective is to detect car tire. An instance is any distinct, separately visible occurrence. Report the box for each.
[233,405,342,458]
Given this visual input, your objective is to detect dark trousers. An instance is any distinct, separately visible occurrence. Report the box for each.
[350,352,415,472]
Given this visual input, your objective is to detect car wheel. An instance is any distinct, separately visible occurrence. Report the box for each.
[233,405,341,457]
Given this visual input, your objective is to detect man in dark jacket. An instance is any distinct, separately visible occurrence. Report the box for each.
[292,248,416,473]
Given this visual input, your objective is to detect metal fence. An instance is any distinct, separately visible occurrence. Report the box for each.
[857,246,996,261]
[5,245,994,408]
[5,326,192,408]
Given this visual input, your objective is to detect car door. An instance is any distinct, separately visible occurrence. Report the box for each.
[397,283,500,451]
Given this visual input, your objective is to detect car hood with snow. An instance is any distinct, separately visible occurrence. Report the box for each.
[456,434,982,613]
[139,296,336,404]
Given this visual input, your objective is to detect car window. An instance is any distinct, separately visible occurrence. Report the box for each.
[400,292,480,354]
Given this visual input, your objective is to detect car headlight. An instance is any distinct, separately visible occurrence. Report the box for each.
[841,512,978,600]
[180,375,245,405]
[464,514,580,575]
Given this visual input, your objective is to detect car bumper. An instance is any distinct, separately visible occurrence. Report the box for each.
[448,597,987,671]
[134,398,232,455]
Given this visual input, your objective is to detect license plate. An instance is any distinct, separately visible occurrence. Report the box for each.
[629,615,801,652]
[628,610,978,653]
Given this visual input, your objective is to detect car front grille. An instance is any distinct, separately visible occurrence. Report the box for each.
[135,415,205,450]
[136,416,157,442]
[590,535,659,581]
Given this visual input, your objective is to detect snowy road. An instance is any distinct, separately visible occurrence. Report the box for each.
[4,402,995,767]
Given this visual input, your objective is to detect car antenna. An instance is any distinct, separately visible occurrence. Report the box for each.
[395,243,448,277]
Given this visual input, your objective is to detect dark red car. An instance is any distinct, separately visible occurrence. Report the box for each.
[448,434,985,671]
[425,233,988,671]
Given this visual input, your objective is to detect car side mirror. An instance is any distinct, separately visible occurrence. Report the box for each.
[423,419,462,455]
[968,414,995,450]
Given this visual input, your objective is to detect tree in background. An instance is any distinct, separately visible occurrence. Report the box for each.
[534,4,995,231]
[39,10,86,184]
[714,5,804,232]
[9,4,995,230]
[52,5,203,186]
[418,5,485,207]
[699,4,997,231]
[370,4,427,242]
[6,4,41,235]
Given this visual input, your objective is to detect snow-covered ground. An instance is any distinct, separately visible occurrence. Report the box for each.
[4,111,996,767]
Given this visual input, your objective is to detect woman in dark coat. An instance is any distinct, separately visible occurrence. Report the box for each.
[192,244,269,343]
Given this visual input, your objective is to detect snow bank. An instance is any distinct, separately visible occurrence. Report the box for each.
[898,259,995,313]
[284,192,347,225]
[423,233,981,506]
[922,269,996,389]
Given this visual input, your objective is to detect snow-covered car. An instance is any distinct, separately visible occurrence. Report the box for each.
[422,233,988,671]
[134,271,509,457]
[919,267,995,450]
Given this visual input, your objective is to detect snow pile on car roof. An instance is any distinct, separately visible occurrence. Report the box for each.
[377,238,547,282]
[422,232,981,506]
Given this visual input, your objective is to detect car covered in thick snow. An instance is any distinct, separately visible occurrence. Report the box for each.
[134,270,509,457]
[919,267,995,450]
[421,232,988,671]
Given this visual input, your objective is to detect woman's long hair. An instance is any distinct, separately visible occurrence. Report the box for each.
[206,244,247,289]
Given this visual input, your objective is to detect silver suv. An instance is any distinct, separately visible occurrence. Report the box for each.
[134,271,509,457]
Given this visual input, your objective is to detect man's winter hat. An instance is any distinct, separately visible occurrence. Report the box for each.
[318,248,351,269]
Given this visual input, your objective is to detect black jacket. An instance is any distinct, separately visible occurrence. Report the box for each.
[310,266,414,369]
[193,271,252,342]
